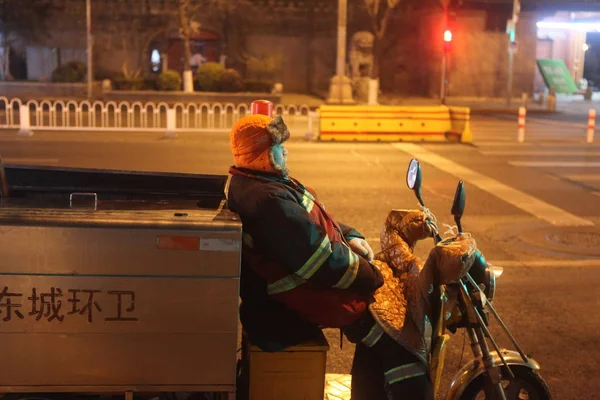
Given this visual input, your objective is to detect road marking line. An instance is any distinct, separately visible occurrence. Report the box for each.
[537,142,596,147]
[363,242,600,268]
[527,118,587,129]
[472,123,582,128]
[489,259,600,268]
[473,119,587,129]
[510,161,600,168]
[481,150,600,156]
[2,158,59,165]
[475,142,586,147]
[563,174,600,182]
[473,127,583,133]
[391,143,593,227]
[476,137,586,143]
[546,174,561,182]
[325,373,351,399]
[475,142,537,147]
[473,126,584,131]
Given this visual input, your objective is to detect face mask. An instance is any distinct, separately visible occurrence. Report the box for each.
[272,143,288,170]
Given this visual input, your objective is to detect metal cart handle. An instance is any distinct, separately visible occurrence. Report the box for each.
[69,192,98,210]
[0,155,9,199]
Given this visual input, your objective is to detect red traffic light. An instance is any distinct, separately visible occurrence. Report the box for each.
[444,29,453,42]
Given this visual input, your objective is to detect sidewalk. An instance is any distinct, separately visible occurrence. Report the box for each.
[442,93,600,116]
[7,91,598,116]
[283,92,600,115]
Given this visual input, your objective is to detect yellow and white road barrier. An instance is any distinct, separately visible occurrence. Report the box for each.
[317,105,472,143]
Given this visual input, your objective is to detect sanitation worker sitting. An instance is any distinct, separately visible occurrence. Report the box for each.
[226,101,476,399]
[226,102,383,353]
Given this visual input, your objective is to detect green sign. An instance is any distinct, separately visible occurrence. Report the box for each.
[537,59,579,94]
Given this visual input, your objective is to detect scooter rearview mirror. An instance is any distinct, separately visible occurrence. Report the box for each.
[406,158,425,207]
[451,180,466,233]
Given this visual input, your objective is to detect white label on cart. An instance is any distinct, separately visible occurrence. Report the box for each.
[199,238,240,252]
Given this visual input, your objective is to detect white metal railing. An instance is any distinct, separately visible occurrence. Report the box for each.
[0,97,320,139]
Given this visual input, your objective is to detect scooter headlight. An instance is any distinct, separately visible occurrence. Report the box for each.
[468,251,501,302]
[487,264,503,302]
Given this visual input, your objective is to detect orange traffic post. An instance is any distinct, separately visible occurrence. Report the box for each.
[251,100,274,117]
[517,107,526,143]
[587,109,596,144]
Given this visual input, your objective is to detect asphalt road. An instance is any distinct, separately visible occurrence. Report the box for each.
[1,115,599,399]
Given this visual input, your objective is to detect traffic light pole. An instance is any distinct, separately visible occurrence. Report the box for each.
[440,9,448,104]
[507,46,514,107]
[440,9,450,105]
[506,0,520,107]
[441,52,448,104]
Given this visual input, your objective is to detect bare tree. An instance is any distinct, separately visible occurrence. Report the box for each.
[178,0,202,92]
[361,0,403,103]
[364,0,401,80]
[197,0,257,70]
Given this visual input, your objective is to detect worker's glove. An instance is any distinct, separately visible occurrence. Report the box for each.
[425,233,477,284]
[349,237,374,262]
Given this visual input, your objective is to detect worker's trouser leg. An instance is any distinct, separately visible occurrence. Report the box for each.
[350,340,386,400]
[346,314,434,400]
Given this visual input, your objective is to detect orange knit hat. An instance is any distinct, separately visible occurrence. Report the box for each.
[229,113,290,174]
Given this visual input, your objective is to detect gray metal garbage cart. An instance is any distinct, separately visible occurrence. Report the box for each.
[0,163,241,400]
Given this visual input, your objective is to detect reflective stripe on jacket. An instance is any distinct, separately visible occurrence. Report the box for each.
[227,166,383,328]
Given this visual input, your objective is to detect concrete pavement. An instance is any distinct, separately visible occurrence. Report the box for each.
[287,92,600,115]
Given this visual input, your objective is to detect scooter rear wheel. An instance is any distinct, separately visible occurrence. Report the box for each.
[460,365,552,400]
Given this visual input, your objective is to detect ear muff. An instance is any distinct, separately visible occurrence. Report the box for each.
[267,115,290,144]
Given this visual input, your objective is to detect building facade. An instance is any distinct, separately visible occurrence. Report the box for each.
[11,0,598,97]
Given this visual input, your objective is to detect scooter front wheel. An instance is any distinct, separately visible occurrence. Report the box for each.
[460,365,552,400]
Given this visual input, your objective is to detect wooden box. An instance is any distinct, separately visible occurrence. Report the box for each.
[247,332,330,400]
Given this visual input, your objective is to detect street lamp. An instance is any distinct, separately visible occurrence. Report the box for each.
[326,0,354,104]
[86,0,93,100]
